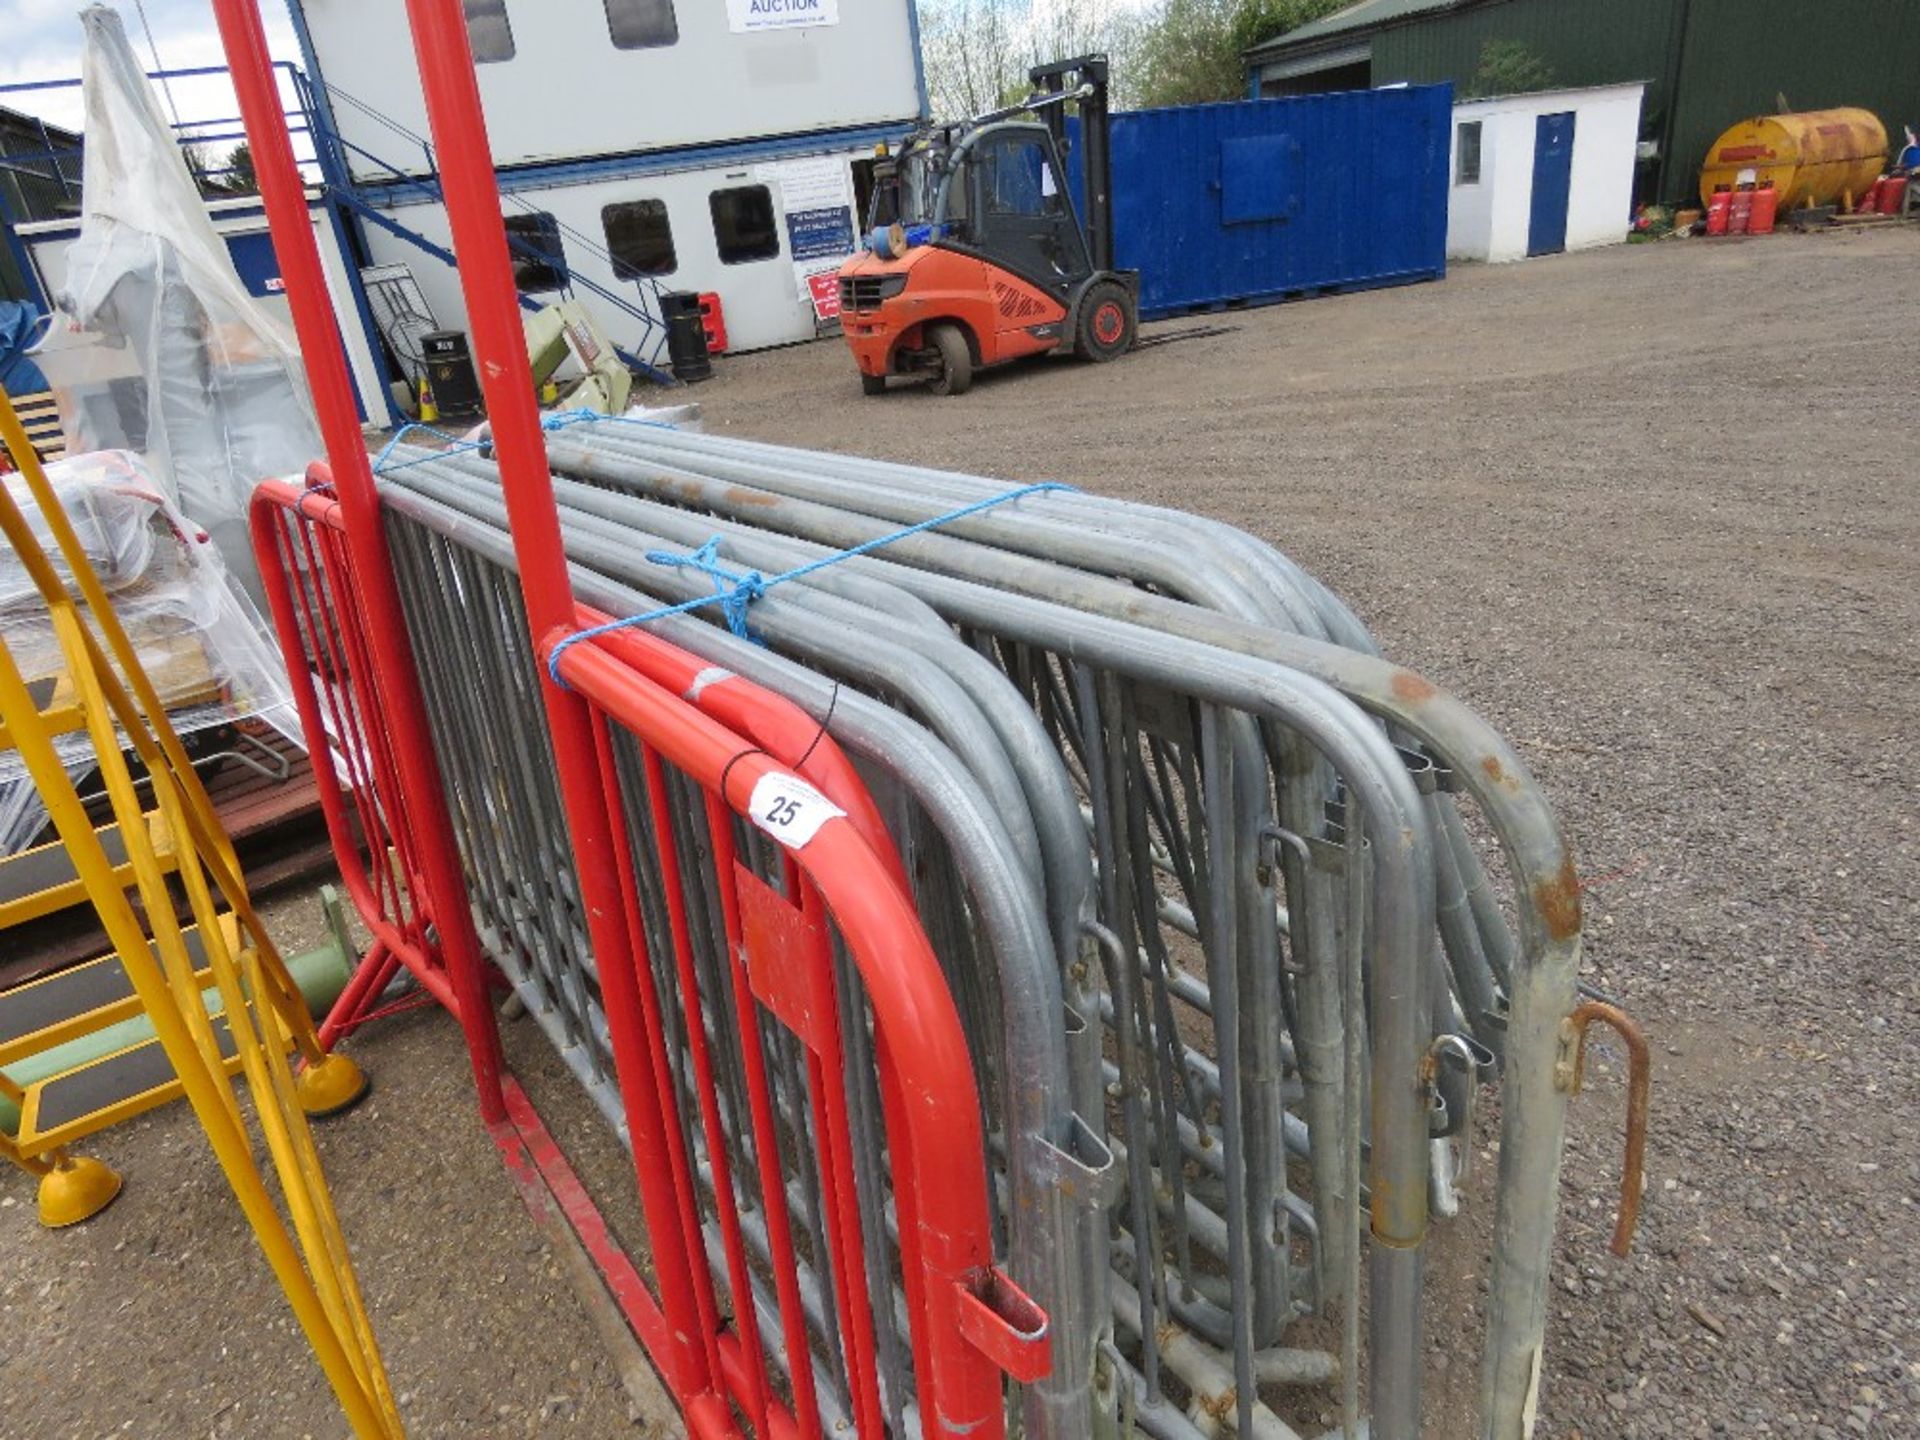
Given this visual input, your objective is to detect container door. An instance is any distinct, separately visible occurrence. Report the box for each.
[1527,112,1575,257]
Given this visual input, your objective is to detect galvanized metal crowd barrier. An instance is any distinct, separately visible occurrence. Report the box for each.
[364,416,1654,1439]
[215,1,1648,1436]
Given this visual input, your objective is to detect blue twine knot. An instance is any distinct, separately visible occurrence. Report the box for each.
[644,536,767,640]
[546,480,1075,686]
[499,423,1076,687]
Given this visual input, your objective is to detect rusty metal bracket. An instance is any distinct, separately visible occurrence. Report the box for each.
[1554,1000,1651,1258]
[955,1265,1053,1383]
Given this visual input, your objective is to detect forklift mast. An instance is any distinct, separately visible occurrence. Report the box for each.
[1027,55,1113,272]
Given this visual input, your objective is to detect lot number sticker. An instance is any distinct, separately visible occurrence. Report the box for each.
[747,772,845,849]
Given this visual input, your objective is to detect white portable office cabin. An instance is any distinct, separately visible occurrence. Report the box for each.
[289,0,927,359]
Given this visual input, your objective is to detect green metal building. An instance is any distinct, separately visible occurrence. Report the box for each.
[1245,0,1920,203]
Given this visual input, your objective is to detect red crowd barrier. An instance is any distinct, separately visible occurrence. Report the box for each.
[215,0,1046,1432]
[249,476,457,1047]
[212,0,505,1125]
[552,633,1046,1437]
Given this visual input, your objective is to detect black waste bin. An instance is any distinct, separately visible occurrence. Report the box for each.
[660,292,713,384]
[421,329,483,416]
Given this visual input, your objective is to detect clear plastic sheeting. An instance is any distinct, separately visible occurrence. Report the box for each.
[0,779,54,856]
[44,5,321,603]
[0,453,157,606]
[0,449,296,847]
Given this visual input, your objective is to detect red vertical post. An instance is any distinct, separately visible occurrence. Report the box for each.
[391,0,719,1398]
[209,0,507,1122]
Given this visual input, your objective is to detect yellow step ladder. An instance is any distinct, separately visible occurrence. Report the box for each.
[0,382,402,1438]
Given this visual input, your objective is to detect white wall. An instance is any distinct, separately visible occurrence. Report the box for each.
[362,143,873,356]
[297,0,922,182]
[1446,83,1644,263]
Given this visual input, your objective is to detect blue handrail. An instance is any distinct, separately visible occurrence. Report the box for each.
[316,80,672,370]
[0,58,673,382]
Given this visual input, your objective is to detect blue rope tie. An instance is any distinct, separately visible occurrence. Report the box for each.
[370,406,681,475]
[646,536,766,639]
[364,408,1069,685]
[371,420,474,471]
[545,480,1075,686]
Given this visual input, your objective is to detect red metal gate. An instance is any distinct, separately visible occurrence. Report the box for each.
[218,0,1046,1429]
[249,475,458,1048]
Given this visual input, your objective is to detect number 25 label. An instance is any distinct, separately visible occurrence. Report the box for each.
[747,772,845,850]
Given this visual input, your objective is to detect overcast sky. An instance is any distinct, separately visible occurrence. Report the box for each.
[0,0,301,133]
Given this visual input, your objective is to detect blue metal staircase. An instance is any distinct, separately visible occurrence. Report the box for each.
[301,74,675,384]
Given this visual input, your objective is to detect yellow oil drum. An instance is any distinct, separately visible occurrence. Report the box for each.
[1699,108,1887,210]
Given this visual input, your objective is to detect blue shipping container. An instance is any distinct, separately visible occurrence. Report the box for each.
[1072,86,1452,320]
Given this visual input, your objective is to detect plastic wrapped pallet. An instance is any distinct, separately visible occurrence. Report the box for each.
[0,449,295,851]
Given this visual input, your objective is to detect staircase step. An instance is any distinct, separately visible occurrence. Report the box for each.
[15,1010,261,1155]
[0,915,236,1066]
[0,811,176,930]
[9,391,67,463]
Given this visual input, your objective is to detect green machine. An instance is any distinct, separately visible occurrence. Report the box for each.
[525,299,633,416]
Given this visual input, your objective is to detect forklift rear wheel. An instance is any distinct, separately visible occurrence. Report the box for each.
[861,373,887,396]
[1077,281,1136,362]
[927,323,973,397]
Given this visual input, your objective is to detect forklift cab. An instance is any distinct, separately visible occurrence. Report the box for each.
[883,123,1093,300]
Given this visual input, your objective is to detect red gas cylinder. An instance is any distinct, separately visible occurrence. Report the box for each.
[1705,185,1734,235]
[1857,176,1895,213]
[697,292,728,354]
[1748,181,1779,234]
[1877,175,1908,214]
[1728,183,1754,234]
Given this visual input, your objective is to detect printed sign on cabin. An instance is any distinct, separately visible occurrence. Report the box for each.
[727,0,839,32]
[806,271,841,321]
[760,155,858,310]
[787,206,854,262]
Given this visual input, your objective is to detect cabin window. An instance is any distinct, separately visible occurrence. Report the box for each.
[980,133,1063,217]
[710,186,780,265]
[1456,121,1483,185]
[464,0,515,63]
[603,199,678,278]
[503,211,567,293]
[604,0,679,50]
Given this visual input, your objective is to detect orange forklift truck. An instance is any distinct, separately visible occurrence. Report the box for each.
[837,56,1139,396]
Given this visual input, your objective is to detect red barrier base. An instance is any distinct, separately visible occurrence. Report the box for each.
[489,1074,749,1440]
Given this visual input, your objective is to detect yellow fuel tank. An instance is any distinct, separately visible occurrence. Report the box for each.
[1700,109,1887,210]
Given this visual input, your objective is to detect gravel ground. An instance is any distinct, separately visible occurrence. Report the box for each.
[0,885,659,1439]
[5,225,1915,1438]
[686,226,1919,1439]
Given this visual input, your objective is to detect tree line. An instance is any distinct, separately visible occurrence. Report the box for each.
[916,0,1351,117]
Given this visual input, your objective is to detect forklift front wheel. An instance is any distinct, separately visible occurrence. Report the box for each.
[927,323,973,397]
[1077,280,1137,362]
[861,373,887,396]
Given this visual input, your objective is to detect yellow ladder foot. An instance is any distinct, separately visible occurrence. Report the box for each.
[295,1053,370,1118]
[38,1153,123,1227]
